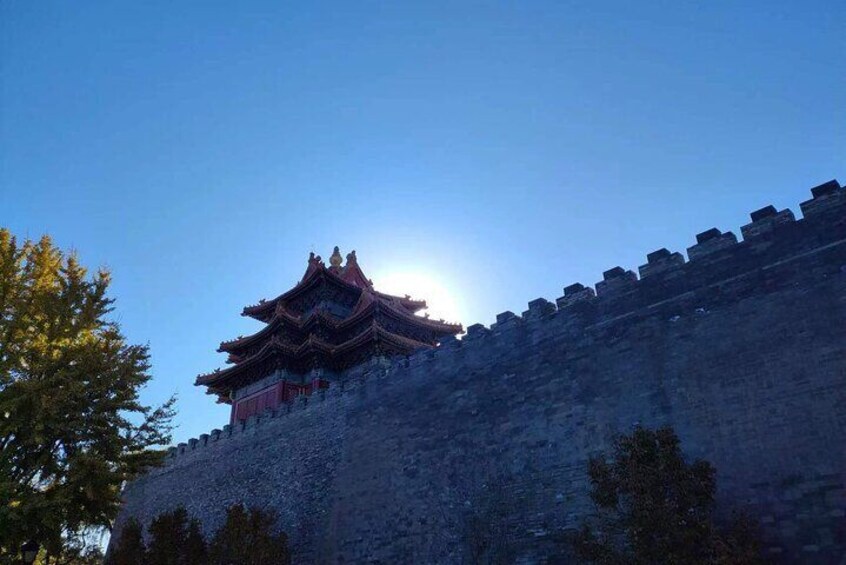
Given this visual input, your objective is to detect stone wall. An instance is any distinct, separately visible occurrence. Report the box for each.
[111,180,846,563]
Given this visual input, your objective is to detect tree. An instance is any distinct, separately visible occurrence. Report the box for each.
[145,506,187,565]
[0,230,175,562]
[105,518,144,565]
[455,472,519,565]
[461,481,517,565]
[183,518,209,565]
[208,504,291,565]
[572,425,763,564]
[105,504,287,565]
[144,506,207,565]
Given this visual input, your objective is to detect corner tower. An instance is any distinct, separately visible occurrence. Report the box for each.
[195,247,463,423]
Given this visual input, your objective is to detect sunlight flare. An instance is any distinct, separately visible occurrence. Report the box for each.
[373,269,461,325]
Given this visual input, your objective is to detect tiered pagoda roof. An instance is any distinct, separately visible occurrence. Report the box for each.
[196,247,463,402]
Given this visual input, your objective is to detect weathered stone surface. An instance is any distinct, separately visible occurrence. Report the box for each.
[111,181,846,563]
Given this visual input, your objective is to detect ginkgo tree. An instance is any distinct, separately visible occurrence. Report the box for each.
[0,229,175,563]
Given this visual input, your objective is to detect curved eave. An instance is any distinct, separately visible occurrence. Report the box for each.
[219,308,342,354]
[373,290,427,313]
[348,297,463,336]
[242,266,364,321]
[219,322,277,353]
[224,291,461,355]
[335,322,429,355]
[196,324,430,390]
[196,338,296,387]
[219,310,298,353]
[241,264,431,321]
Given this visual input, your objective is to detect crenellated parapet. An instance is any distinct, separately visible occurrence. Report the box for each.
[116,178,846,564]
[161,179,845,465]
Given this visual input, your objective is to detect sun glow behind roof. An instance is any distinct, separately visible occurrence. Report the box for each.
[372,269,462,327]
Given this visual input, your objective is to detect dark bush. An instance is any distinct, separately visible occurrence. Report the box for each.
[573,425,763,564]
[106,519,145,565]
[208,504,291,565]
[106,503,289,565]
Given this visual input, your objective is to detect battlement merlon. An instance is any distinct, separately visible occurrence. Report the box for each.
[638,248,686,279]
[800,179,845,217]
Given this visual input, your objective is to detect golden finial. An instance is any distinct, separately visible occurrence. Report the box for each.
[329,246,343,268]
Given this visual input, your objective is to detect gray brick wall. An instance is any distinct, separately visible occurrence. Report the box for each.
[111,182,846,563]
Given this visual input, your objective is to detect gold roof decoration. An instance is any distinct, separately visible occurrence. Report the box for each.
[329,246,343,268]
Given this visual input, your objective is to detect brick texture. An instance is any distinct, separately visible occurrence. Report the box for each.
[111,182,846,563]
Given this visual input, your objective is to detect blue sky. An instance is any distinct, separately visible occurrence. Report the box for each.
[2,1,844,442]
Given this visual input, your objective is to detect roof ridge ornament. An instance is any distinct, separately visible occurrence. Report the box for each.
[329,246,343,268]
